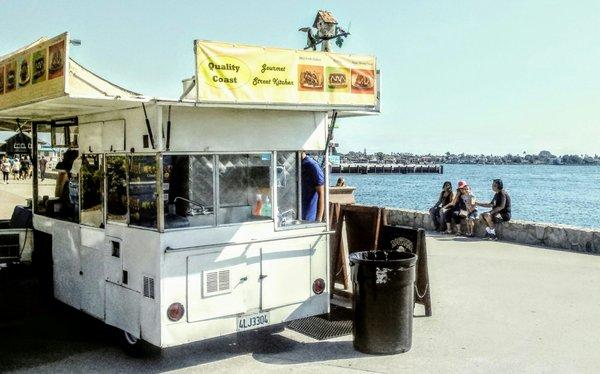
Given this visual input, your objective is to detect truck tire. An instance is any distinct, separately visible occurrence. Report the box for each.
[119,330,160,358]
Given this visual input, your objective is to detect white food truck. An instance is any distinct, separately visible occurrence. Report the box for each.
[0,33,379,353]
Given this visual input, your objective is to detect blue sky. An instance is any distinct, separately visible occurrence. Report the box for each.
[2,0,599,155]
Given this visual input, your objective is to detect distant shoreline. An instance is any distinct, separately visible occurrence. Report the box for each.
[440,163,600,166]
[337,151,600,166]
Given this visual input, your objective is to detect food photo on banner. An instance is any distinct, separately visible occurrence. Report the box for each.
[32,48,48,85]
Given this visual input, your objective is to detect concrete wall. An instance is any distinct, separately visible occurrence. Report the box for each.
[386,208,600,254]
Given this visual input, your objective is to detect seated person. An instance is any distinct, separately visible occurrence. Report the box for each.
[449,181,470,235]
[476,179,511,240]
[429,181,453,231]
[462,185,478,237]
[51,149,79,220]
[442,181,467,234]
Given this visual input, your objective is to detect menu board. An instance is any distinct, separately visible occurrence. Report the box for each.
[195,40,377,108]
[0,32,68,111]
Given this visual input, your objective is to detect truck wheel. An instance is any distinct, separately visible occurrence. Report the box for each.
[119,330,160,358]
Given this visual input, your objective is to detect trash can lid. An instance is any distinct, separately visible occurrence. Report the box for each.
[349,250,417,267]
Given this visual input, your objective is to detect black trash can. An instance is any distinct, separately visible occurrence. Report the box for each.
[349,250,417,354]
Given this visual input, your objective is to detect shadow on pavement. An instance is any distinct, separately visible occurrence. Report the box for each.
[0,264,114,372]
[0,265,365,372]
[252,339,364,366]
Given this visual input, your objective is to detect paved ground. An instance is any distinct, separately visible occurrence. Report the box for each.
[1,235,599,373]
[0,179,54,219]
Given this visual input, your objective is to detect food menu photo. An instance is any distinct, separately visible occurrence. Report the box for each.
[5,60,17,93]
[325,66,350,93]
[298,65,324,92]
[32,48,47,84]
[17,54,32,88]
[48,39,65,80]
[351,69,375,94]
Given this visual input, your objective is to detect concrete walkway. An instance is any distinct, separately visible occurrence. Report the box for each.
[2,236,600,373]
[0,179,54,218]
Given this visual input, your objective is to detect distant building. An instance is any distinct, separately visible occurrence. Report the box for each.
[0,132,32,156]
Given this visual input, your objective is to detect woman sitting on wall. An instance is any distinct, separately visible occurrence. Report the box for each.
[442,180,470,235]
[429,181,453,231]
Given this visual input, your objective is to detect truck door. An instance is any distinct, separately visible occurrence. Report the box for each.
[260,237,317,310]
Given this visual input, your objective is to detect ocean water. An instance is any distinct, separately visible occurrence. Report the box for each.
[332,164,600,229]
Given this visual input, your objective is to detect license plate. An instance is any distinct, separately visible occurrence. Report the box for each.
[236,312,270,332]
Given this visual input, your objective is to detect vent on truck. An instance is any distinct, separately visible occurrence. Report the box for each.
[0,233,20,261]
[143,276,155,299]
[203,269,231,297]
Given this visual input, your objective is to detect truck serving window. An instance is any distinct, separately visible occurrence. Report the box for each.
[79,154,103,228]
[106,155,128,224]
[276,151,300,226]
[163,155,215,229]
[276,151,326,227]
[128,155,158,229]
[217,153,272,225]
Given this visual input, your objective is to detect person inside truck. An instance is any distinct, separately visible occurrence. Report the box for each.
[301,152,325,222]
[51,149,79,220]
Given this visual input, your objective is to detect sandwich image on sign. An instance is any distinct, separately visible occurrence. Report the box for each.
[351,69,375,94]
[5,61,17,92]
[48,40,65,80]
[18,54,32,87]
[329,73,346,87]
[32,49,47,84]
[298,65,324,91]
[326,67,350,92]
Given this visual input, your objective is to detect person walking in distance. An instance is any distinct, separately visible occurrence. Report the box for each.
[12,157,20,180]
[1,156,11,184]
[39,156,48,181]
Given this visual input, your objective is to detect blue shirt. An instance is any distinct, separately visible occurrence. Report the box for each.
[301,156,325,221]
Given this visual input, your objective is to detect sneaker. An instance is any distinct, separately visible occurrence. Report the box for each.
[483,232,491,240]
[490,233,498,241]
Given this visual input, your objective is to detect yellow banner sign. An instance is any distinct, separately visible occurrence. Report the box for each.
[0,33,68,111]
[195,41,377,108]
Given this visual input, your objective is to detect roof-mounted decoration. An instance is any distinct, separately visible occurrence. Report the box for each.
[313,10,338,27]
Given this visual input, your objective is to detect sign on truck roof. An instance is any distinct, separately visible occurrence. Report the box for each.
[0,33,69,112]
[195,40,378,110]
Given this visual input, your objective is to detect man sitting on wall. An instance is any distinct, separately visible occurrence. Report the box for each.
[301,152,325,222]
[477,179,511,240]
